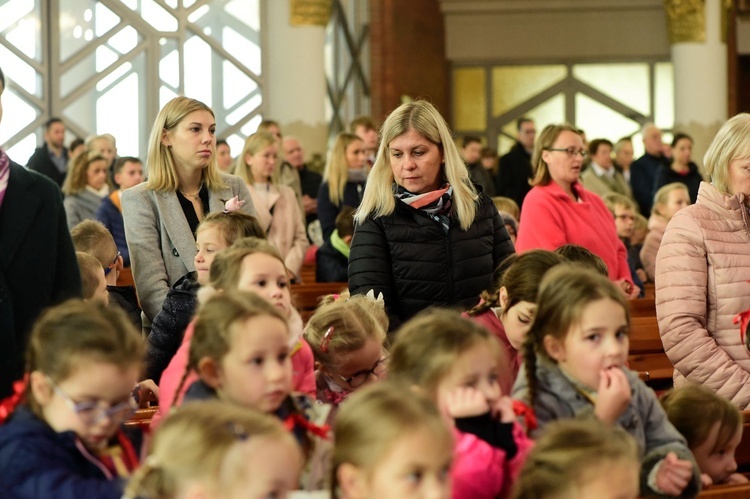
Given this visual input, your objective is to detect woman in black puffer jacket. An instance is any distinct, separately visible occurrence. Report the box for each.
[348,100,515,333]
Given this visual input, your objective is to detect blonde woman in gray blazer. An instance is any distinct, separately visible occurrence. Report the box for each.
[122,97,255,321]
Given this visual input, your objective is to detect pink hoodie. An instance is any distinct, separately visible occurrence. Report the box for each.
[451,422,532,499]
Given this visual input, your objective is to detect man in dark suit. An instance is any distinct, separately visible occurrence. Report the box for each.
[496,117,536,210]
[281,136,323,229]
[630,123,669,216]
[26,117,69,187]
[0,67,82,397]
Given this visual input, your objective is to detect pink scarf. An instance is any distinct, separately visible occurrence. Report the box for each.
[0,148,9,210]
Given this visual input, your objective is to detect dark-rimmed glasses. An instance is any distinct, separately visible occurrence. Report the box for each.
[47,376,135,426]
[331,355,388,388]
[103,251,121,276]
[545,147,588,158]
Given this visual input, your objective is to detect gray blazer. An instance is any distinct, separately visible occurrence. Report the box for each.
[122,173,256,321]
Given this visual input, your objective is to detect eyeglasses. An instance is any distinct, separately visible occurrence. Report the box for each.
[545,147,588,158]
[47,376,135,426]
[332,355,388,388]
[103,251,121,276]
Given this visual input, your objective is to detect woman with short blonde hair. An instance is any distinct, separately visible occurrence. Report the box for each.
[349,100,514,331]
[656,113,750,409]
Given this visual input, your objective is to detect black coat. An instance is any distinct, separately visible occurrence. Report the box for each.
[0,162,82,397]
[26,144,68,187]
[145,272,199,383]
[348,191,515,332]
[653,161,703,205]
[316,238,349,283]
[496,142,532,209]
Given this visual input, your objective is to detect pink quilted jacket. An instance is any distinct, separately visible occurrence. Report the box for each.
[640,214,668,282]
[656,181,750,408]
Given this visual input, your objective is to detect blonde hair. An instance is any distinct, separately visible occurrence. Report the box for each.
[145,96,225,192]
[530,123,581,187]
[652,182,690,217]
[522,265,629,404]
[234,131,278,185]
[207,237,285,293]
[512,419,639,499]
[25,300,143,416]
[634,213,648,233]
[661,384,741,454]
[389,308,498,397]
[304,295,388,370]
[323,133,364,207]
[70,219,117,267]
[196,211,266,247]
[331,381,452,498]
[76,252,104,300]
[602,192,638,214]
[125,400,300,499]
[62,150,108,195]
[492,196,520,220]
[355,100,479,230]
[704,113,750,194]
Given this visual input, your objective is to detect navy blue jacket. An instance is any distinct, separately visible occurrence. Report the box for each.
[630,153,668,216]
[96,194,131,267]
[317,180,364,241]
[26,144,68,187]
[0,407,124,499]
[316,238,349,283]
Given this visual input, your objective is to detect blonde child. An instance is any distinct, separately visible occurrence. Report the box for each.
[632,212,648,248]
[125,400,302,499]
[76,251,109,303]
[390,309,532,499]
[640,182,690,281]
[304,294,388,408]
[158,237,315,418]
[661,384,748,487]
[318,132,369,241]
[332,381,454,499]
[512,419,640,499]
[512,265,700,497]
[63,150,110,230]
[465,250,565,394]
[71,219,141,329]
[146,208,264,382]
[180,291,329,490]
[235,131,309,279]
[0,300,143,498]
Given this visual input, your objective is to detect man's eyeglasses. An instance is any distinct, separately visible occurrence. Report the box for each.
[47,376,135,426]
[545,147,588,158]
[331,355,388,388]
[104,251,121,276]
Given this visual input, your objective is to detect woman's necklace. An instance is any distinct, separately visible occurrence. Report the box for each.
[178,182,203,201]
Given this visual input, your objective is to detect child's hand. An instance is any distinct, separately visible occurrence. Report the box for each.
[655,452,693,496]
[725,473,749,484]
[594,367,631,425]
[443,387,490,420]
[490,396,516,423]
[134,379,159,408]
[701,473,713,488]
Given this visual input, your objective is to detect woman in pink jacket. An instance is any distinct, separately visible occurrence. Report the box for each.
[515,123,637,298]
[656,113,750,408]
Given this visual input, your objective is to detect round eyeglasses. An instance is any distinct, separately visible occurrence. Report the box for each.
[332,355,388,388]
[48,376,135,426]
[545,147,588,158]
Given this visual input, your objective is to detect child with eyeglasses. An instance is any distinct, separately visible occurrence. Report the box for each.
[0,300,144,499]
[304,292,389,413]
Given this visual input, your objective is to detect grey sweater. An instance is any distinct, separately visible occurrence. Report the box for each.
[64,189,105,230]
[512,358,701,497]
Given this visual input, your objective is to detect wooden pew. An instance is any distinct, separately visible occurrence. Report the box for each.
[699,482,750,497]
[124,406,158,429]
[628,315,673,391]
[291,282,348,322]
[630,297,656,318]
[736,410,750,474]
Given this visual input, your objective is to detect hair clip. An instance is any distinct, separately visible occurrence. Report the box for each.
[225,422,249,441]
[320,326,335,353]
[365,289,384,303]
[222,196,246,214]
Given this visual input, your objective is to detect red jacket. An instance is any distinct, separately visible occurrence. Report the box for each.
[516,181,632,283]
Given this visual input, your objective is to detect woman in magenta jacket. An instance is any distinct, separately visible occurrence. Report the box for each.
[515,124,637,298]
